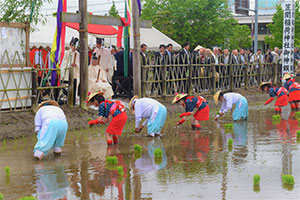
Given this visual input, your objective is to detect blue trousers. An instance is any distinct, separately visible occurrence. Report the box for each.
[34,120,68,155]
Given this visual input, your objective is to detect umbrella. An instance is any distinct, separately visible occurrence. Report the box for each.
[66,22,118,35]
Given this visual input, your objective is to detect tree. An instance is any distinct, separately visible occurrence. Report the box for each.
[228,24,252,50]
[141,0,250,49]
[265,0,300,49]
[108,1,120,17]
[0,0,52,26]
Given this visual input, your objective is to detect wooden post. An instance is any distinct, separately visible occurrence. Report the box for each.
[188,63,193,95]
[141,66,146,97]
[68,67,74,107]
[244,63,248,90]
[211,64,216,93]
[79,0,88,108]
[162,65,166,98]
[25,23,30,67]
[257,64,261,85]
[31,68,37,111]
[229,65,233,91]
[132,0,141,96]
[274,63,279,84]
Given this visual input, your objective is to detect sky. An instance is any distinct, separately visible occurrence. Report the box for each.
[41,0,126,17]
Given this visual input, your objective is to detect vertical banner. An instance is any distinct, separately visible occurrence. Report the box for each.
[282,0,295,76]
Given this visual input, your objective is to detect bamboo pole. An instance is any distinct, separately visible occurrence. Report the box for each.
[68,67,74,107]
[31,68,37,111]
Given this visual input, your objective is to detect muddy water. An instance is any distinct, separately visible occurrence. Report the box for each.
[0,106,299,200]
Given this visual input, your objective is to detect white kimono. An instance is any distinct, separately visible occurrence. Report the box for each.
[88,63,114,98]
[93,47,114,83]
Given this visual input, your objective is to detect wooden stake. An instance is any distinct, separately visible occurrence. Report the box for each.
[79,0,88,109]
[132,0,141,96]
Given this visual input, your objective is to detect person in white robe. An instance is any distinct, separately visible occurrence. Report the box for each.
[88,53,114,99]
[93,38,114,83]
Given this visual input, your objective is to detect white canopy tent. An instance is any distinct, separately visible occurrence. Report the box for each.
[30,16,181,51]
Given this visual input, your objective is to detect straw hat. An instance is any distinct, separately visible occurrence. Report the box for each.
[213,91,222,105]
[85,90,104,106]
[172,93,188,104]
[258,82,272,90]
[129,95,139,111]
[282,72,293,80]
[36,100,59,113]
[194,45,204,51]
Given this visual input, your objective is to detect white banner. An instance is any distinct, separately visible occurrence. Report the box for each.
[282,0,295,76]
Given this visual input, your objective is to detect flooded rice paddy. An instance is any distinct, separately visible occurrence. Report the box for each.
[0,105,300,200]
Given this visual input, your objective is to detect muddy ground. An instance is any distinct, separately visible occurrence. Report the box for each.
[0,88,268,140]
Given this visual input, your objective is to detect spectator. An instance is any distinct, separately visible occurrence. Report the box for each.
[264,48,273,63]
[140,43,148,65]
[296,61,300,76]
[223,49,230,65]
[155,44,166,65]
[165,43,174,64]
[251,49,263,69]
[271,47,280,64]
[294,47,300,62]
[178,42,190,64]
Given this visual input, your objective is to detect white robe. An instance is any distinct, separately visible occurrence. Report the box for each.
[93,47,114,83]
[88,63,114,98]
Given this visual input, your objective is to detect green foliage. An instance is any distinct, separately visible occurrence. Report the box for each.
[297,130,300,138]
[0,193,3,200]
[295,111,300,119]
[282,174,295,185]
[272,115,281,125]
[227,138,233,151]
[154,156,162,165]
[228,25,252,50]
[0,0,52,26]
[224,123,234,130]
[106,156,118,165]
[17,196,37,200]
[265,1,300,48]
[134,144,142,152]
[108,1,120,17]
[5,166,10,177]
[141,0,250,49]
[253,174,261,186]
[154,148,163,157]
[116,166,124,177]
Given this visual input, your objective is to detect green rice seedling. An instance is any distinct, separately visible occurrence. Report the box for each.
[134,144,142,152]
[106,156,113,164]
[297,130,300,141]
[134,151,142,159]
[106,156,118,165]
[87,117,92,121]
[253,174,260,186]
[17,196,37,200]
[112,156,118,165]
[5,166,10,177]
[2,139,6,151]
[224,123,233,130]
[116,166,124,177]
[154,148,163,157]
[154,156,162,165]
[282,174,295,185]
[295,111,300,119]
[0,193,3,200]
[228,139,233,151]
[253,185,260,193]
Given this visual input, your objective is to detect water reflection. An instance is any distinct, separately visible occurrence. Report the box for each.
[34,160,68,200]
[135,139,167,174]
